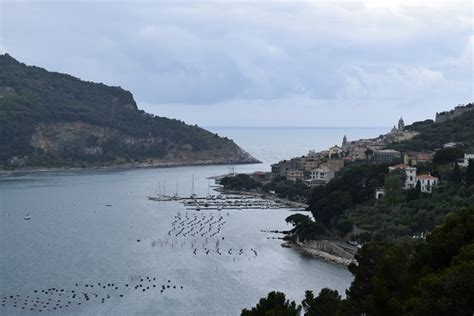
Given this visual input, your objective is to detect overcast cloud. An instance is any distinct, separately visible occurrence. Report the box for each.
[1,0,472,127]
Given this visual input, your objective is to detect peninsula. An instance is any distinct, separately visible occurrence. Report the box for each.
[0,54,259,170]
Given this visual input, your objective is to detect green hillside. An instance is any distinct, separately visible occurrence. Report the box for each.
[0,54,257,168]
[390,103,474,152]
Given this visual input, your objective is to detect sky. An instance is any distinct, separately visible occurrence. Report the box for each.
[1,0,473,127]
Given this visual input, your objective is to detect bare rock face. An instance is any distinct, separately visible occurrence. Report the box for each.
[29,121,259,166]
[31,122,154,155]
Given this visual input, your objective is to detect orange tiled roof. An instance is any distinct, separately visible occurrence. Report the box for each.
[416,174,438,180]
[390,164,409,169]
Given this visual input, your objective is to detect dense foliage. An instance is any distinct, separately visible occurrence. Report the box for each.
[390,104,474,152]
[220,174,261,191]
[286,213,328,241]
[308,162,388,227]
[0,54,238,166]
[263,177,311,202]
[432,147,464,165]
[243,207,474,315]
[241,291,301,316]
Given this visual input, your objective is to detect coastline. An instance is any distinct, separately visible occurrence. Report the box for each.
[282,241,356,267]
[212,187,356,267]
[0,159,261,177]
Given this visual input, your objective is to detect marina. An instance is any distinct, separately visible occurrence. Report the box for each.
[148,193,305,211]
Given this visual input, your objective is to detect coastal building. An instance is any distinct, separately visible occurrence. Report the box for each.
[329,145,343,159]
[271,159,300,179]
[342,135,347,148]
[251,171,272,184]
[389,164,417,189]
[286,170,304,182]
[457,154,474,167]
[307,150,328,159]
[306,166,335,186]
[370,149,401,163]
[298,157,321,172]
[398,117,405,131]
[271,155,323,180]
[443,142,457,148]
[403,152,433,166]
[416,174,438,193]
[326,159,345,173]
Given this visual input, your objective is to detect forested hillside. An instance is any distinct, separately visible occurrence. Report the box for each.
[0,54,257,168]
[390,103,474,151]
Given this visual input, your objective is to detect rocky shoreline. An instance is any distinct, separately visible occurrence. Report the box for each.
[282,241,357,267]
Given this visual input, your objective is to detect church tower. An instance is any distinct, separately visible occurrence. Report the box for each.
[398,117,405,131]
[342,135,347,147]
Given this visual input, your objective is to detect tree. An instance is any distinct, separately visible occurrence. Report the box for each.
[384,175,405,205]
[220,174,261,191]
[451,162,462,183]
[285,214,312,227]
[311,191,352,227]
[406,181,421,201]
[466,159,474,186]
[241,208,474,316]
[302,289,342,316]
[433,148,464,165]
[241,291,301,316]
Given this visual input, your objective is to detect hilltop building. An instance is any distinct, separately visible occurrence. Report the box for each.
[306,165,335,187]
[286,170,304,182]
[435,103,473,123]
[403,152,433,166]
[398,117,405,131]
[457,154,474,167]
[370,149,401,163]
[416,174,438,193]
[329,145,343,158]
[342,135,348,147]
[389,164,417,189]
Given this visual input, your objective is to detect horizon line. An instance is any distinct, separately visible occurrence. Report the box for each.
[204,126,391,129]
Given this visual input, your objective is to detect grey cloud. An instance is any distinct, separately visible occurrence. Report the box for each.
[1,0,472,125]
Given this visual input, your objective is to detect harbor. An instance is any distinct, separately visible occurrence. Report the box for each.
[148,173,307,211]
[148,193,305,211]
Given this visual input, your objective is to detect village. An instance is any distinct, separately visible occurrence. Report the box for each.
[240,116,473,198]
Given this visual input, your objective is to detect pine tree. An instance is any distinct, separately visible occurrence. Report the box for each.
[451,162,462,183]
[466,159,474,186]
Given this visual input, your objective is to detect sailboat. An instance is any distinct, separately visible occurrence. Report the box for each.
[172,176,180,200]
[190,174,197,199]
[24,212,31,220]
[148,180,172,201]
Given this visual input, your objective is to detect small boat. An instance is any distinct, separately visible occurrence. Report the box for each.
[24,213,31,220]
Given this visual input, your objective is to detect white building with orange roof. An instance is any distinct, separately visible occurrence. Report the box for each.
[416,174,438,193]
[388,164,417,189]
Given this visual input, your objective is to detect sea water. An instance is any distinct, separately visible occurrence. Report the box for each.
[0,127,387,315]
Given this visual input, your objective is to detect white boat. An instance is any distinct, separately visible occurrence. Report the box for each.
[148,194,172,201]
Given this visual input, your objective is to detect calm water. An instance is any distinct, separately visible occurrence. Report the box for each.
[0,127,387,315]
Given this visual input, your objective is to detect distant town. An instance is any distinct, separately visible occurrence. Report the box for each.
[241,113,473,199]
